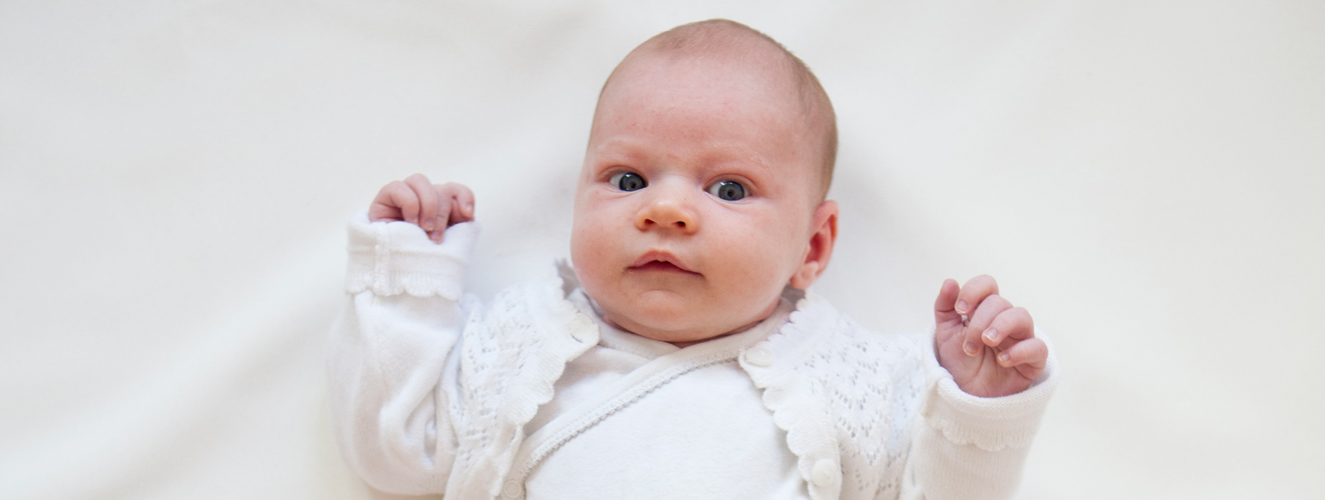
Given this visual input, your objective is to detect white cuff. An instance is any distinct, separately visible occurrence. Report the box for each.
[921,332,1059,451]
[344,211,479,299]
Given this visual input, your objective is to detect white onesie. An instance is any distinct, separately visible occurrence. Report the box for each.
[517,291,806,499]
[328,215,1058,500]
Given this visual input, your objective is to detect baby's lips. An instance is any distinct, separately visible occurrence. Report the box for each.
[629,250,697,273]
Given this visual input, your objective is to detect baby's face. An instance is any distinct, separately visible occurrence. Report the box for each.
[571,51,825,344]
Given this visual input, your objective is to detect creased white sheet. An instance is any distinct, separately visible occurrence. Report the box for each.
[1,1,1321,499]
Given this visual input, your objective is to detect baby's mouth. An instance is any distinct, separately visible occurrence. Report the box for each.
[633,261,691,273]
[628,251,699,275]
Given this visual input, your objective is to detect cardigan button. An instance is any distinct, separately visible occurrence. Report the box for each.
[502,480,523,498]
[811,459,839,487]
[570,314,596,342]
[744,347,774,367]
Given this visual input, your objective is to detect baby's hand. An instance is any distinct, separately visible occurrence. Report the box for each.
[368,173,475,243]
[932,276,1047,398]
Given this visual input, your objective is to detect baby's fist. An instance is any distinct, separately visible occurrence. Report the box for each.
[932,276,1047,398]
[369,173,475,243]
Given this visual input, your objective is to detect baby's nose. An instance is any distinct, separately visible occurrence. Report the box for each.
[635,184,699,233]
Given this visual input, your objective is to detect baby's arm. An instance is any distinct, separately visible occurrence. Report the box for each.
[328,174,477,494]
[899,276,1057,499]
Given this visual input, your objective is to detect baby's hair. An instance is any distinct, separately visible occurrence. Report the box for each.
[599,19,838,200]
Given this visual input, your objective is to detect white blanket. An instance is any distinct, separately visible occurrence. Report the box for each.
[1,1,1321,499]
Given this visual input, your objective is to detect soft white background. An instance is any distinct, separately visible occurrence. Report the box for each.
[2,1,1321,498]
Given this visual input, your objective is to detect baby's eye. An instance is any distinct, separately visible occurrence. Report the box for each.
[609,172,647,192]
[707,180,746,201]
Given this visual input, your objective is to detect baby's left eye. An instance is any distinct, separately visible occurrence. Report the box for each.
[609,171,647,192]
[707,180,746,201]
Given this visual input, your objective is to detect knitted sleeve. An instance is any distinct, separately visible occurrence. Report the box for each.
[896,332,1059,500]
[327,212,479,495]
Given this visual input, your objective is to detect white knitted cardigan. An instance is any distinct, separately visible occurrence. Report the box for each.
[329,214,1059,500]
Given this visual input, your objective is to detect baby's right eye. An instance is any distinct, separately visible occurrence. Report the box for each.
[609,172,647,192]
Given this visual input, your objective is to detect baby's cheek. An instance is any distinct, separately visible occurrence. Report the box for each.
[716,237,794,294]
[570,229,610,288]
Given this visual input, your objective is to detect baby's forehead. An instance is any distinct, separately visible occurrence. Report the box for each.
[632,39,799,87]
[608,51,808,126]
[596,20,836,198]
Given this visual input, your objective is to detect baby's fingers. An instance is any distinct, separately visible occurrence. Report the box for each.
[962,294,1011,356]
[436,182,476,226]
[994,337,1048,380]
[955,275,999,315]
[369,180,419,222]
[404,174,439,232]
[933,279,962,328]
[981,306,1034,348]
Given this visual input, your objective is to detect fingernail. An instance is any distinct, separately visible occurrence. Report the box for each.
[963,341,979,356]
[998,352,1011,366]
[423,220,434,231]
[955,300,968,313]
[465,202,474,214]
[983,328,999,343]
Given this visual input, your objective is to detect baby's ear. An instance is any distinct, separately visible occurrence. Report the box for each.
[789,200,839,290]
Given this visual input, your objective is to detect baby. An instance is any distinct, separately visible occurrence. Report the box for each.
[330,19,1056,500]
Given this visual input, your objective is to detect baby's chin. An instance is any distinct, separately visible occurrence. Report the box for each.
[597,298,778,346]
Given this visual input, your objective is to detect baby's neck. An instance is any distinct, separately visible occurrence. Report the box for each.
[599,314,747,348]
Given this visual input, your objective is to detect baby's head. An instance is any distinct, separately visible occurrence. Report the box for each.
[571,19,839,344]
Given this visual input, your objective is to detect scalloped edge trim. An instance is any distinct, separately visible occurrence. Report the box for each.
[924,413,1039,452]
[470,274,594,499]
[751,293,843,500]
